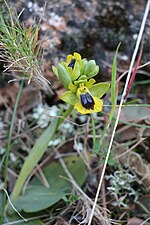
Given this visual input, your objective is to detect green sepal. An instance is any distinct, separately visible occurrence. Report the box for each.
[52,65,58,77]
[57,63,72,89]
[86,78,96,89]
[71,61,81,81]
[74,78,87,86]
[80,59,88,75]
[67,66,73,76]
[83,60,99,77]
[60,91,78,105]
[89,82,110,98]
[78,75,87,80]
[60,61,66,67]
[68,83,78,92]
[88,65,99,78]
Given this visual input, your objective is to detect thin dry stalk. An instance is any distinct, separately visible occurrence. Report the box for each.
[74,134,91,170]
[115,137,146,160]
[87,1,150,224]
[57,151,111,225]
[2,187,27,222]
[140,217,150,225]
[118,61,150,81]
[100,163,107,218]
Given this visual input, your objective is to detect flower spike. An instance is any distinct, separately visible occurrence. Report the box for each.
[52,52,110,114]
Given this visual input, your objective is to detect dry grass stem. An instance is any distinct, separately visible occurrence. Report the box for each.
[2,187,27,222]
[57,151,111,225]
[115,137,146,160]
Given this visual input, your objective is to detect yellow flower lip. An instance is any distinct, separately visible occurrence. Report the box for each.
[74,96,103,115]
[74,83,104,114]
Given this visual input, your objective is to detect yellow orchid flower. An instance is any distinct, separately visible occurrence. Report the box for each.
[52,52,110,114]
[74,84,103,114]
[61,81,110,114]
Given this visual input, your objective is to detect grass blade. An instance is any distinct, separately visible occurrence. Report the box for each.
[100,43,121,145]
[1,81,24,223]
[111,42,121,106]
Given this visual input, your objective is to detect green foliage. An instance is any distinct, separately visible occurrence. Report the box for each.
[10,156,87,213]
[62,193,78,204]
[100,43,121,148]
[0,191,4,216]
[0,6,46,85]
[106,169,140,208]
[11,109,63,201]
[52,52,110,114]
[89,82,110,99]
[60,91,78,105]
[70,60,81,81]
[99,151,117,166]
[111,43,121,106]
[57,64,72,89]
[2,81,24,222]
[82,60,99,78]
[93,139,100,155]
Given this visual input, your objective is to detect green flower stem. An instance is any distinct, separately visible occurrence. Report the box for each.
[91,114,96,142]
[2,80,24,222]
[11,105,74,202]
[58,105,74,126]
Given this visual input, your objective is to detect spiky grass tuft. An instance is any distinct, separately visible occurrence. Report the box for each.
[0,3,52,93]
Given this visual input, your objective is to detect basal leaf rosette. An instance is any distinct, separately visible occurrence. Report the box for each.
[52,52,110,114]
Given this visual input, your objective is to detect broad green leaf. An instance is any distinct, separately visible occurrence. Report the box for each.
[12,156,87,213]
[11,110,63,201]
[57,64,72,89]
[89,82,110,98]
[60,91,78,105]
